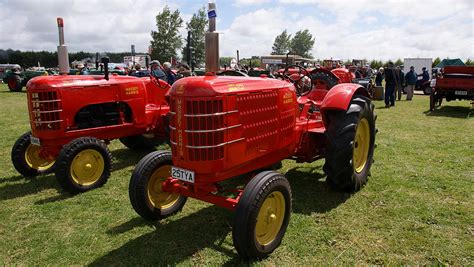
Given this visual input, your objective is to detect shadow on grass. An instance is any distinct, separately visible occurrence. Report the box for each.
[111,148,157,172]
[92,206,239,265]
[424,105,473,119]
[0,174,24,183]
[0,174,63,201]
[285,166,350,215]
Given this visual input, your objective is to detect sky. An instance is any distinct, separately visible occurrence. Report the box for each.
[0,0,473,61]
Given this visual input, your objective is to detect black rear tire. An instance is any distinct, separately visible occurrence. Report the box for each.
[129,151,187,220]
[11,131,56,177]
[323,95,376,192]
[233,171,292,259]
[55,137,112,194]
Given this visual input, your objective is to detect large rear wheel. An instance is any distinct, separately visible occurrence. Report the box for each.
[233,171,292,259]
[324,95,376,192]
[11,132,55,177]
[129,151,187,220]
[55,137,112,194]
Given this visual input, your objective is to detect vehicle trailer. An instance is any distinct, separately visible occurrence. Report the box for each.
[430,66,474,110]
[128,3,376,259]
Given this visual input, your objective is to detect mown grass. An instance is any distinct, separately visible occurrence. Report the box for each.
[0,83,472,265]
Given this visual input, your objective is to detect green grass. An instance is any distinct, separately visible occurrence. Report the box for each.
[0,83,473,265]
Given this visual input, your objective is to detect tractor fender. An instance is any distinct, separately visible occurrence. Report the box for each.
[320,83,369,125]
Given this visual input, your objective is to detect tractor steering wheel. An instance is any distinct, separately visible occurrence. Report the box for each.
[283,65,312,96]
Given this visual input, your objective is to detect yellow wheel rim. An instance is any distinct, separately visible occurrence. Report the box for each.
[147,165,179,209]
[353,118,370,173]
[25,144,55,171]
[255,191,286,246]
[70,149,105,186]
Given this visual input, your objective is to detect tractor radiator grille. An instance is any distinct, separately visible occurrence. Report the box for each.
[28,91,62,131]
[237,91,279,156]
[170,97,232,161]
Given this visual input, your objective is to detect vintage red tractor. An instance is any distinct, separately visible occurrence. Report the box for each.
[128,65,376,258]
[11,69,171,194]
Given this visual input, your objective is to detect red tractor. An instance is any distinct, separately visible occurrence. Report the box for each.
[11,67,171,194]
[128,64,376,258]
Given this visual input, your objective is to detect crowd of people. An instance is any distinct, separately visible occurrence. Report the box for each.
[374,63,430,108]
[128,60,192,85]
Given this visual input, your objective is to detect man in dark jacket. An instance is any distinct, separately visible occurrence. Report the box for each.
[384,62,396,108]
[394,66,404,101]
[405,66,417,100]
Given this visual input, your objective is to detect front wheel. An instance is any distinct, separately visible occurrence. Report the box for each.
[423,86,432,95]
[324,95,376,192]
[129,151,187,220]
[11,132,56,177]
[55,137,112,194]
[233,171,292,259]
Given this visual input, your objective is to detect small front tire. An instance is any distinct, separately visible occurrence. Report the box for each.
[129,151,187,220]
[11,132,55,177]
[233,171,292,259]
[55,137,112,194]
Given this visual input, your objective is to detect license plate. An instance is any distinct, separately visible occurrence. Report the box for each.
[455,90,467,96]
[171,166,195,183]
[30,136,40,146]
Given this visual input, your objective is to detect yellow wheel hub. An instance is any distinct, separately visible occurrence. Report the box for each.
[255,191,286,246]
[147,165,179,209]
[353,118,370,173]
[70,149,104,186]
[25,144,55,171]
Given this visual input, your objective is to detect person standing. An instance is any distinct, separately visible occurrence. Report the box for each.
[162,62,176,85]
[384,62,396,108]
[375,67,384,86]
[394,66,404,101]
[150,60,168,83]
[405,66,417,101]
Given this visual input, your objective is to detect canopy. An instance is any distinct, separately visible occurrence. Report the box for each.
[435,58,465,68]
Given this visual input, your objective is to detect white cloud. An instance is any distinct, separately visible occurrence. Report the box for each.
[234,0,271,6]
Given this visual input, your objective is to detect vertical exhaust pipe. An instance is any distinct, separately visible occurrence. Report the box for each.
[57,18,70,75]
[205,1,219,73]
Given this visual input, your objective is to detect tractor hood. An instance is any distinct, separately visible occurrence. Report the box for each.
[169,75,292,97]
[27,75,143,90]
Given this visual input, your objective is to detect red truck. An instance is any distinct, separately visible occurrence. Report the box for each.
[430,66,474,110]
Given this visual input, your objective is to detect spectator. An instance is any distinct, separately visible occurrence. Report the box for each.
[375,67,384,86]
[405,66,417,101]
[131,64,147,78]
[394,66,404,101]
[420,67,429,83]
[384,62,396,108]
[150,60,167,83]
[162,62,176,85]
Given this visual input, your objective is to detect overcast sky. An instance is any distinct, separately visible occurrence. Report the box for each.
[0,0,472,61]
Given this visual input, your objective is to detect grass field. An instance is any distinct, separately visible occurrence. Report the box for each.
[0,83,472,265]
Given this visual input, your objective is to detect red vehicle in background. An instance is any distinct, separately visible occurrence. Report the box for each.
[430,66,474,110]
[11,67,171,194]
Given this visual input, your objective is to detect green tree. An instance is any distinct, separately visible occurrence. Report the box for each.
[290,29,315,58]
[394,58,403,66]
[150,6,183,64]
[466,58,474,66]
[271,30,291,55]
[433,57,441,67]
[182,7,207,66]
